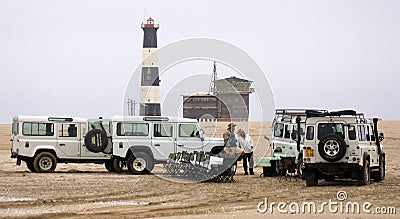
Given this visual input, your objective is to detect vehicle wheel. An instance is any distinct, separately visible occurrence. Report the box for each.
[318,134,346,162]
[306,177,318,186]
[127,152,154,174]
[373,155,385,182]
[105,161,115,172]
[84,129,108,153]
[33,152,57,173]
[112,157,123,173]
[26,160,36,172]
[358,160,370,186]
[297,160,303,178]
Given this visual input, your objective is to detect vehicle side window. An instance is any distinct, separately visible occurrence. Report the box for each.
[116,123,149,136]
[12,121,19,135]
[179,123,199,137]
[22,122,54,136]
[284,125,292,139]
[348,125,356,140]
[273,123,284,137]
[306,126,314,140]
[154,123,173,137]
[366,126,371,141]
[358,125,366,141]
[59,123,78,137]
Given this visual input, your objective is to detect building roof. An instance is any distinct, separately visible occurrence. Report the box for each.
[214,76,253,83]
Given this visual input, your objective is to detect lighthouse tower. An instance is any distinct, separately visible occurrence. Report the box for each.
[139,17,161,116]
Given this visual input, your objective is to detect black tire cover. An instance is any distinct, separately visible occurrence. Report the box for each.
[84,129,108,153]
[318,133,346,162]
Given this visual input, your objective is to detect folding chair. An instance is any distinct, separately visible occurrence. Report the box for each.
[279,157,297,182]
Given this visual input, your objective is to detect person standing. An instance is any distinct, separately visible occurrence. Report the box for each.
[223,123,237,147]
[237,129,254,175]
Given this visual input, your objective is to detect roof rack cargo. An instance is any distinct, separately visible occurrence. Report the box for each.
[306,110,362,118]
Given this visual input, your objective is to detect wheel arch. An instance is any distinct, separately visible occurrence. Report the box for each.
[362,152,371,166]
[126,146,154,161]
[33,146,58,159]
[210,145,224,155]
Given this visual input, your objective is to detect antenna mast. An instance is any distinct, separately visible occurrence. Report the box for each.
[209,61,217,94]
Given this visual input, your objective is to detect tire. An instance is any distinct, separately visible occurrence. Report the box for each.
[373,155,385,182]
[318,134,346,162]
[306,177,318,186]
[297,154,303,177]
[33,152,57,173]
[105,161,115,172]
[297,160,303,178]
[26,160,36,172]
[84,129,108,153]
[127,152,154,174]
[358,160,370,186]
[112,157,123,173]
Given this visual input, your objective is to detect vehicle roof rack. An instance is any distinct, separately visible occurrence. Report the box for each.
[276,109,312,116]
[48,117,73,122]
[306,110,363,118]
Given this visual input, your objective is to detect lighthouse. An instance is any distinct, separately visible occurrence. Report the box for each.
[139,17,161,116]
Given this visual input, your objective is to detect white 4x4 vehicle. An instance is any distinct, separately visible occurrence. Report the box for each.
[301,110,385,186]
[271,109,311,174]
[10,115,224,174]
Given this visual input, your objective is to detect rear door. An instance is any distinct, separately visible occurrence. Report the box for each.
[81,119,112,157]
[151,122,176,161]
[56,122,81,158]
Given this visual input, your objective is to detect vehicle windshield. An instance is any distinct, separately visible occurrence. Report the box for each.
[317,123,344,140]
[273,123,284,137]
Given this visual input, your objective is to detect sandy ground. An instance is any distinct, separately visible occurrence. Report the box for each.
[0,122,399,219]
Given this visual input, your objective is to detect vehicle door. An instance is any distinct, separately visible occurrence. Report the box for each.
[81,119,112,157]
[281,124,295,156]
[176,122,203,153]
[271,122,285,153]
[151,122,176,161]
[291,122,306,158]
[346,124,359,161]
[56,122,81,158]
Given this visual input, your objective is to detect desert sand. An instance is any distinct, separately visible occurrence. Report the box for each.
[0,122,399,218]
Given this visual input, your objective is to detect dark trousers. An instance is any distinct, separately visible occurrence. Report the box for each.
[243,152,254,174]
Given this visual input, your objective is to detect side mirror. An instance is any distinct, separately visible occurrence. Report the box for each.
[379,133,384,142]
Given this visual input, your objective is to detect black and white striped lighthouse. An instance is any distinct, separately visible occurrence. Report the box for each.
[139,17,161,116]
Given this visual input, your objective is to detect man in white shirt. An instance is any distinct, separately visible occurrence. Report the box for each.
[237,129,254,175]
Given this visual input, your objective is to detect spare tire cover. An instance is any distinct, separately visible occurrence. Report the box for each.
[318,133,346,162]
[84,129,108,153]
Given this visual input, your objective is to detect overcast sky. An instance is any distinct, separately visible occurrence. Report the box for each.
[0,0,399,123]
